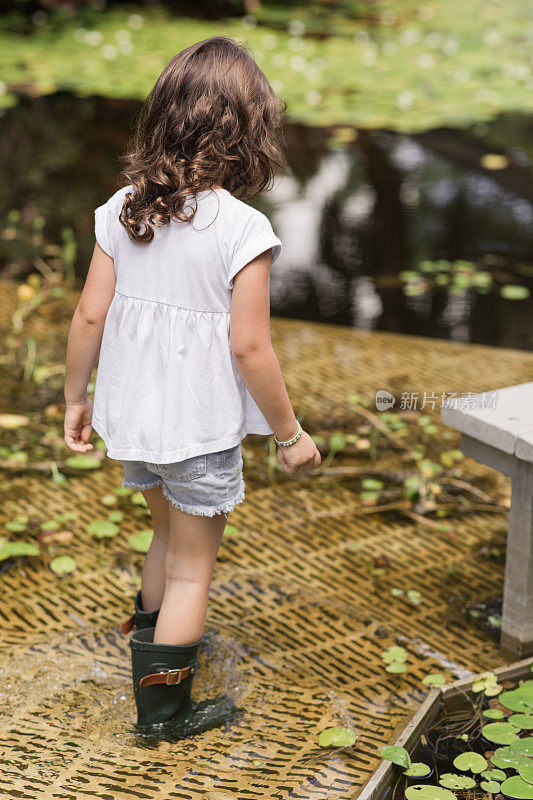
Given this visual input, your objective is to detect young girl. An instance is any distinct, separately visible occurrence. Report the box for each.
[64,36,321,735]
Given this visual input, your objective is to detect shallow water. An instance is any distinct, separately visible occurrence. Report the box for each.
[1,93,532,348]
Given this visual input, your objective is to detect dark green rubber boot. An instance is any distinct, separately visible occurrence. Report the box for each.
[121,590,159,634]
[130,627,240,739]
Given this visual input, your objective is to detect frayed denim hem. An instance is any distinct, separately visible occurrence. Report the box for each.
[160,481,246,518]
[121,478,161,492]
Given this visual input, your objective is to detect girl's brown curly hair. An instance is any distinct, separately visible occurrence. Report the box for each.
[118,35,288,245]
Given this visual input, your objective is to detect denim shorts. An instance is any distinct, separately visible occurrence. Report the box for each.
[119,443,245,518]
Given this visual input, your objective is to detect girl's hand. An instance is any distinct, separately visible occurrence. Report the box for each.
[64,400,94,452]
[276,431,321,475]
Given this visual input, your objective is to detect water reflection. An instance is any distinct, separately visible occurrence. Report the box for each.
[1,93,532,348]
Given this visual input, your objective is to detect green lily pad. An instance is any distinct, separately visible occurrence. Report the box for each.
[0,540,40,561]
[483,708,505,719]
[223,525,240,538]
[361,478,384,491]
[422,673,446,687]
[87,520,119,539]
[405,786,456,800]
[501,776,533,799]
[482,769,507,781]
[453,751,488,773]
[128,529,153,554]
[65,454,101,470]
[5,518,27,532]
[500,688,533,713]
[101,494,117,506]
[114,486,131,496]
[107,510,124,523]
[49,555,77,575]
[482,722,521,744]
[54,511,78,522]
[380,745,411,769]
[407,590,422,604]
[500,285,531,301]
[131,491,148,507]
[510,715,533,730]
[381,646,408,663]
[481,780,501,793]
[491,746,529,770]
[317,726,356,748]
[41,519,60,531]
[510,738,533,756]
[518,764,533,785]
[404,763,432,778]
[439,773,476,790]
[386,662,408,673]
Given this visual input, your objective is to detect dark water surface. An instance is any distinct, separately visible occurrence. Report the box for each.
[1,92,532,349]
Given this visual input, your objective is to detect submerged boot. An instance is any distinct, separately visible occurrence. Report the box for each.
[121,590,159,634]
[130,627,240,738]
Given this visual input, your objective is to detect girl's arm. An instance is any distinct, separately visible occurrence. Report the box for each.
[63,242,116,452]
[230,249,321,474]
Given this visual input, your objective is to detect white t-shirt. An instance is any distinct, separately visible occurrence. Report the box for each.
[91,185,282,463]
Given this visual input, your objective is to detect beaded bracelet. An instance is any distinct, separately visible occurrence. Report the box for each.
[274,421,303,447]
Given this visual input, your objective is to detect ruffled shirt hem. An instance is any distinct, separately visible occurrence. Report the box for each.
[92,416,271,463]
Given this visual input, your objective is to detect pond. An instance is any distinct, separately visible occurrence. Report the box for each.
[1,92,532,349]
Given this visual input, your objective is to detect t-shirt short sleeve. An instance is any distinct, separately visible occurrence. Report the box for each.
[94,199,114,258]
[227,206,282,288]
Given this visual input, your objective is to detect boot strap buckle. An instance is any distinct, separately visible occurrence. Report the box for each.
[166,668,182,685]
[139,665,195,688]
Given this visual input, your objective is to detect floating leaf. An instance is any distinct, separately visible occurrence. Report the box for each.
[404,763,432,778]
[501,776,533,799]
[108,510,124,523]
[386,662,408,673]
[131,491,148,507]
[405,786,456,800]
[0,541,40,561]
[87,520,118,539]
[483,708,505,719]
[453,751,488,772]
[318,726,356,748]
[361,478,384,491]
[439,773,476,789]
[380,745,411,769]
[422,673,446,687]
[407,589,421,604]
[54,511,78,522]
[382,646,408,663]
[509,715,533,730]
[6,519,27,533]
[0,413,30,429]
[509,737,533,756]
[49,556,77,575]
[223,525,240,538]
[101,494,117,506]
[114,486,131,496]
[65,455,101,470]
[491,746,528,770]
[481,153,509,170]
[482,722,520,744]
[519,764,533,785]
[391,587,404,597]
[500,689,533,713]
[482,769,507,781]
[481,780,501,793]
[41,520,59,531]
[128,529,153,553]
[500,285,531,301]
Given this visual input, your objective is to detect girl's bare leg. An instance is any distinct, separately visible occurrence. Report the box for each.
[140,485,170,612]
[153,507,227,645]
